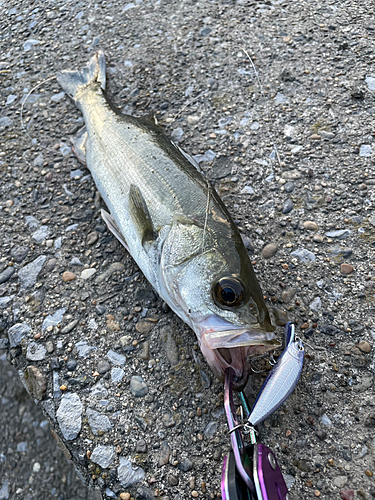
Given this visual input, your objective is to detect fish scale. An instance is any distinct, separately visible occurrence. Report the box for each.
[57,51,278,390]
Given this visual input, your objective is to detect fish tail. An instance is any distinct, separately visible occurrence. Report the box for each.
[56,51,106,101]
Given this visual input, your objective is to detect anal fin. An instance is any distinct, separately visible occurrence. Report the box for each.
[129,184,156,246]
[101,209,129,252]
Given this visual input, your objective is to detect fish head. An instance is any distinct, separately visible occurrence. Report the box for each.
[161,239,279,390]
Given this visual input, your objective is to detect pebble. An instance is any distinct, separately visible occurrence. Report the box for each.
[118,457,145,487]
[87,408,113,435]
[8,322,31,347]
[107,350,126,367]
[272,306,288,326]
[178,458,193,472]
[168,475,178,486]
[61,319,79,334]
[261,243,278,259]
[136,439,147,453]
[281,288,296,304]
[365,470,373,477]
[325,229,351,239]
[86,231,98,245]
[42,308,65,331]
[56,392,83,440]
[340,263,353,275]
[70,257,84,266]
[95,305,106,315]
[95,262,125,283]
[359,144,372,157]
[130,376,148,397]
[303,221,318,231]
[18,255,46,289]
[284,181,294,193]
[32,226,50,244]
[281,169,302,180]
[135,319,154,335]
[291,248,316,263]
[241,185,254,195]
[45,258,57,273]
[333,476,347,488]
[26,341,47,361]
[97,360,111,374]
[120,494,131,500]
[309,297,321,313]
[158,441,171,466]
[358,341,371,353]
[46,341,54,353]
[90,445,115,469]
[140,341,150,360]
[75,340,97,358]
[10,245,29,263]
[81,268,97,280]
[111,367,125,382]
[313,234,324,243]
[17,442,28,452]
[310,133,321,140]
[23,365,47,400]
[320,414,332,426]
[340,490,354,500]
[66,359,77,371]
[162,325,179,366]
[0,267,15,284]
[282,198,293,214]
[62,271,76,282]
[204,421,218,437]
[192,492,198,498]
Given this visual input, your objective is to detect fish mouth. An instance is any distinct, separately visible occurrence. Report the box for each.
[195,316,280,391]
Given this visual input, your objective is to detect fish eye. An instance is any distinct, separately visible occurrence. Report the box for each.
[213,277,245,309]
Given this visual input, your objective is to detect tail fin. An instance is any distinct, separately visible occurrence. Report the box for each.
[57,51,106,101]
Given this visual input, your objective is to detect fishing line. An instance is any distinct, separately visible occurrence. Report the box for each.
[238,45,282,167]
[20,74,66,156]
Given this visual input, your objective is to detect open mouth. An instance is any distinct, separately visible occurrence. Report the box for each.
[195,316,280,391]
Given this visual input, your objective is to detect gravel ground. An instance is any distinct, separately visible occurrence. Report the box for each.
[1,0,375,499]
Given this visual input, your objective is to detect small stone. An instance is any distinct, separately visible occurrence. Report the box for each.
[192,492,199,498]
[32,226,50,244]
[309,297,321,313]
[86,231,98,245]
[310,134,321,140]
[282,198,293,214]
[24,365,47,400]
[26,341,47,361]
[314,491,321,498]
[120,494,131,500]
[62,271,76,282]
[111,367,125,382]
[300,323,309,329]
[158,441,171,467]
[130,376,148,397]
[107,350,126,367]
[358,341,371,353]
[97,360,111,374]
[10,245,29,263]
[0,266,15,284]
[90,445,115,468]
[340,263,353,275]
[87,408,113,436]
[42,308,65,331]
[272,307,288,326]
[261,243,278,259]
[136,440,147,453]
[61,320,79,334]
[118,457,145,487]
[81,268,97,280]
[359,144,372,157]
[178,458,193,472]
[18,255,46,289]
[60,385,68,391]
[340,490,354,500]
[313,234,324,243]
[333,477,347,488]
[66,359,77,371]
[95,262,125,283]
[75,341,97,358]
[320,413,332,426]
[168,475,179,486]
[325,229,351,239]
[96,305,106,315]
[315,430,327,440]
[56,392,83,440]
[366,470,374,477]
[291,248,316,263]
[8,322,31,347]
[284,182,294,193]
[140,341,150,360]
[303,221,318,231]
[135,319,154,335]
[46,341,54,353]
[281,288,296,304]
[204,421,218,437]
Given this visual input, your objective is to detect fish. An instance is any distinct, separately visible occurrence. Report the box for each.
[57,51,279,390]
[247,322,305,425]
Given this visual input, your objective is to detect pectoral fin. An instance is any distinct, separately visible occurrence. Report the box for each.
[71,126,88,165]
[101,209,129,252]
[129,185,156,246]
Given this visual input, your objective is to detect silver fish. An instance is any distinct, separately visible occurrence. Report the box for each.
[57,52,279,390]
[248,323,305,426]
